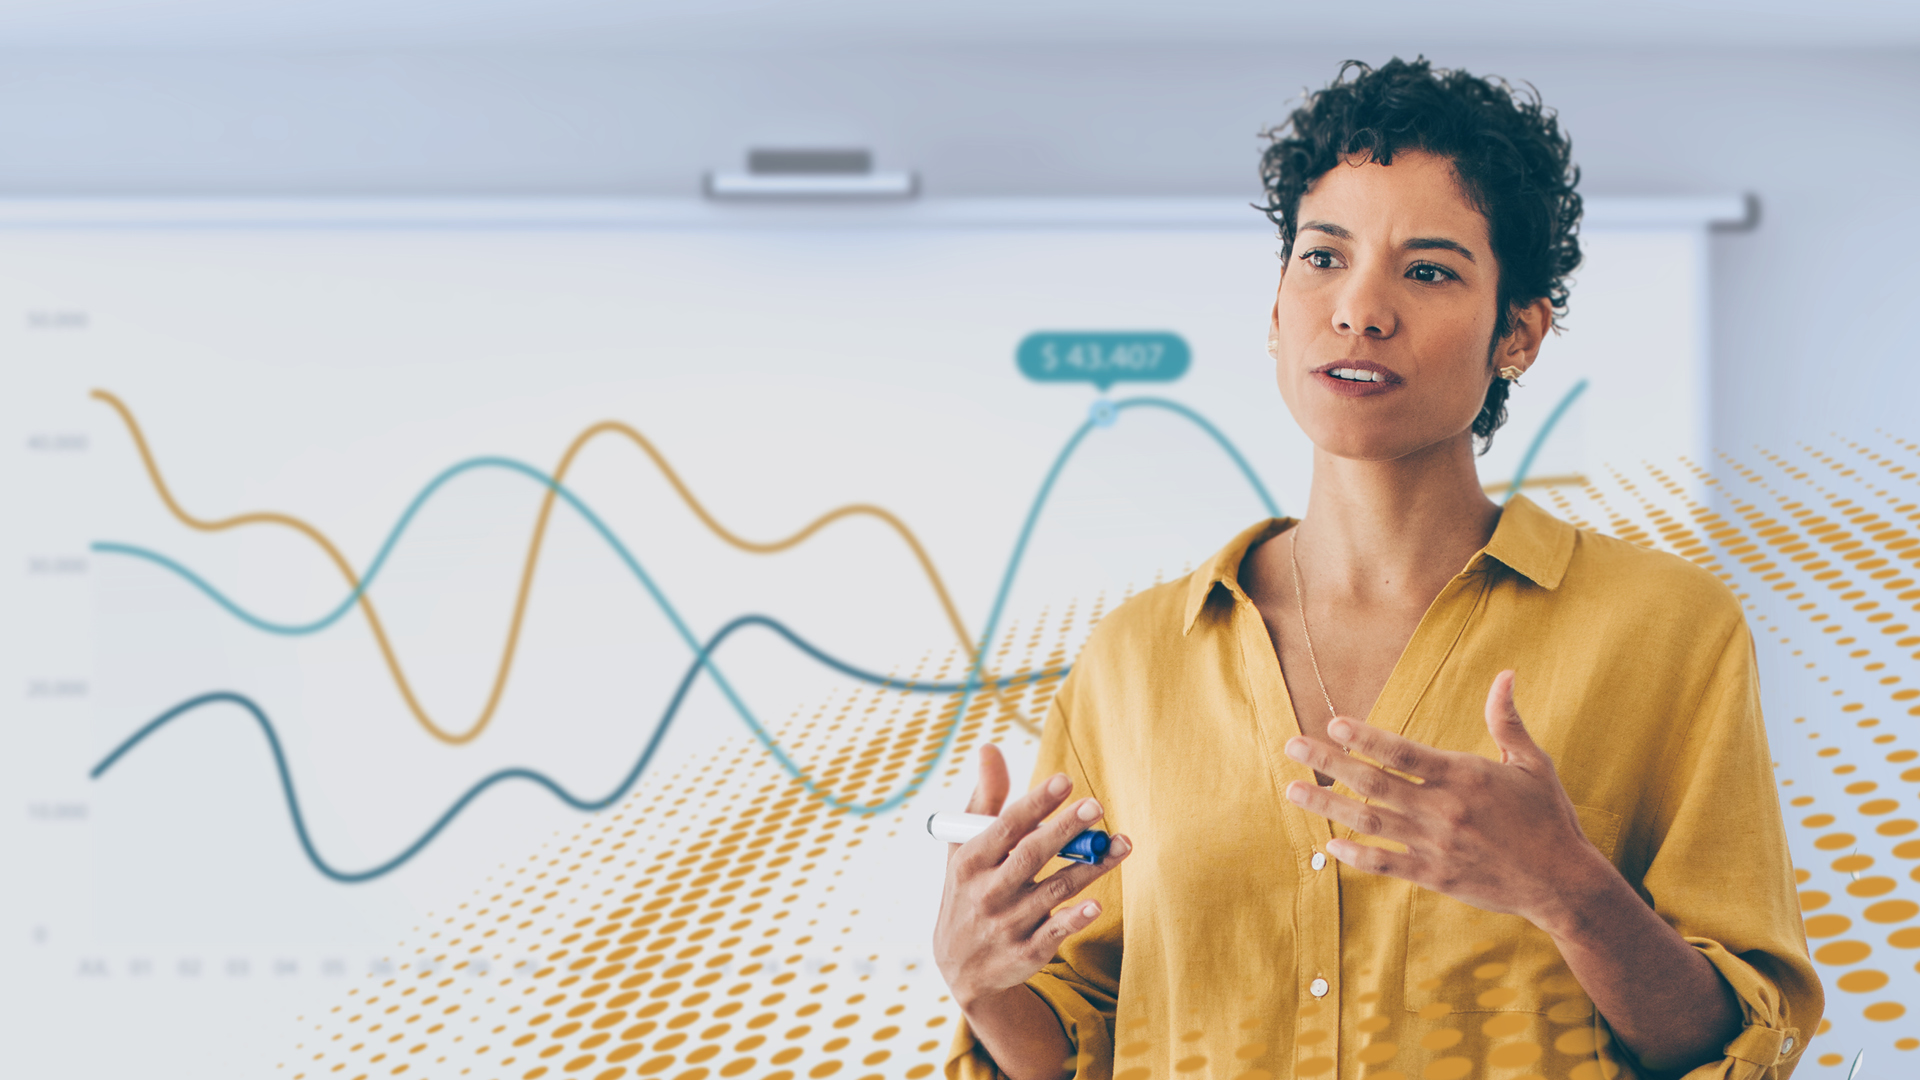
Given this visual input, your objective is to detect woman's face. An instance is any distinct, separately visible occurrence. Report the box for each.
[1270,149,1533,463]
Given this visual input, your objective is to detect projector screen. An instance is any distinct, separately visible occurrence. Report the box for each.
[0,197,1736,1078]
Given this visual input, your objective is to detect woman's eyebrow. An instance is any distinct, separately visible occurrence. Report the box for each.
[1299,220,1352,239]
[1406,237,1477,262]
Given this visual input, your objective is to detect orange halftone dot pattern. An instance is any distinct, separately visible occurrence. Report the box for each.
[286,600,1115,1080]
[281,439,1920,1077]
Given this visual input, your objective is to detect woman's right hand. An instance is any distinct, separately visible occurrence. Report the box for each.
[933,744,1131,1010]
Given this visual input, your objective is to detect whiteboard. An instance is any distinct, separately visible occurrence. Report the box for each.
[0,197,1728,1078]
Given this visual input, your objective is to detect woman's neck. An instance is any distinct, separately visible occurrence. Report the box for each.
[1292,431,1502,606]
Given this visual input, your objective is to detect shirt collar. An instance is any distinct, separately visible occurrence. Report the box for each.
[1478,494,1576,591]
[1182,516,1293,635]
[1178,494,1574,636]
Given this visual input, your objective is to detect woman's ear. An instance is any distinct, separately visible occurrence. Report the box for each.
[1497,297,1556,376]
[1267,294,1284,360]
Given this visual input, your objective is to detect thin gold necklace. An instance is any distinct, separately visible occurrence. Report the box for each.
[1288,526,1340,723]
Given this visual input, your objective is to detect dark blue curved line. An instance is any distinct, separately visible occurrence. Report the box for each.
[94,396,1276,819]
[90,615,1071,883]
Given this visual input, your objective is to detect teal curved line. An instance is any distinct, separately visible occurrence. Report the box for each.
[95,396,1279,817]
[1502,379,1590,505]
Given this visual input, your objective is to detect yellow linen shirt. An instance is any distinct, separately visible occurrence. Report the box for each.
[947,495,1821,1080]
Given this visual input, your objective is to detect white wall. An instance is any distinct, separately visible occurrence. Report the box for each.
[0,43,1913,451]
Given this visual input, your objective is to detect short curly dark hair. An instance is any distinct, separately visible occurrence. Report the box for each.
[1259,57,1583,450]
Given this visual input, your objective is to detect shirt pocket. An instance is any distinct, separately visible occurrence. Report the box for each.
[1403,804,1623,1016]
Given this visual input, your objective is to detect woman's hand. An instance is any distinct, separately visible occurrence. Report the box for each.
[1280,669,1610,931]
[933,744,1131,1010]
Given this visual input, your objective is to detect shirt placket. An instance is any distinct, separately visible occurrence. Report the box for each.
[1227,587,1344,1076]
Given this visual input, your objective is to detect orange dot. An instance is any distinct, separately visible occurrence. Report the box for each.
[1174,1056,1208,1073]
[1481,1014,1531,1038]
[1296,1058,1334,1077]
[1806,914,1854,937]
[1230,1071,1273,1080]
[1879,820,1919,836]
[1797,868,1813,883]
[1867,900,1920,923]
[1488,1042,1543,1069]
[1234,1043,1267,1060]
[1477,987,1519,1008]
[1837,969,1891,993]
[1546,999,1594,1024]
[1863,799,1902,815]
[1357,1016,1392,1034]
[1865,1002,1907,1021]
[1800,890,1832,911]
[1819,1053,1846,1066]
[1416,1003,1452,1021]
[1118,1042,1149,1056]
[1115,1069,1150,1080]
[1472,963,1510,980]
[1816,833,1858,850]
[1833,855,1876,872]
[1849,876,1898,897]
[807,1063,841,1079]
[1815,940,1872,965]
[1848,782,1881,795]
[1357,1043,1398,1065]
[1555,1029,1600,1056]
[1897,1037,1920,1050]
[1803,814,1838,828]
[1421,1058,1472,1080]
[904,1067,934,1080]
[1419,1030,1463,1051]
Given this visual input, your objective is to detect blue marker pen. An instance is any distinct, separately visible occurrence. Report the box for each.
[926,811,1112,864]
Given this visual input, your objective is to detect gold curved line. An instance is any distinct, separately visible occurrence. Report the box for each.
[92,389,1041,744]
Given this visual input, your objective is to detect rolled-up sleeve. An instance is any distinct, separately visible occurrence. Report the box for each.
[946,678,1124,1080]
[1640,619,1823,1079]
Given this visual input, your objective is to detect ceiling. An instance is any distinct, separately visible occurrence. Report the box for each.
[0,0,1915,51]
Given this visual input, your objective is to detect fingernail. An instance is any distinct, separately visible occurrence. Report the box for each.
[1328,719,1353,741]
[1077,799,1102,822]
[1047,774,1070,796]
[1082,902,1100,918]
[1285,737,1309,761]
[1285,782,1309,804]
[1111,836,1132,857]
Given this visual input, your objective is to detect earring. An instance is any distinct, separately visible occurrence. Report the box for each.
[1497,365,1525,385]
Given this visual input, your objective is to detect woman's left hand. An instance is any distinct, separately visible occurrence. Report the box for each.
[1282,669,1611,932]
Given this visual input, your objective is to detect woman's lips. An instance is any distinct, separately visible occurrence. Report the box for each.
[1311,360,1403,397]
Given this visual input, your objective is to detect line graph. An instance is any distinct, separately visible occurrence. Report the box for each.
[91,394,1282,833]
[90,389,1053,743]
[90,615,1068,883]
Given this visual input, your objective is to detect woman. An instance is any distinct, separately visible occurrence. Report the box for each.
[932,58,1820,1080]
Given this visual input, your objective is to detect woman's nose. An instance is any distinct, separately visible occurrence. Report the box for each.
[1332,274,1397,338]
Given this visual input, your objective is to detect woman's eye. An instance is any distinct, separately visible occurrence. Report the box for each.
[1300,250,1338,270]
[1407,263,1456,283]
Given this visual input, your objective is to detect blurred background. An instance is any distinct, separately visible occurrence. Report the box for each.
[1,3,1917,1078]
[0,0,1914,444]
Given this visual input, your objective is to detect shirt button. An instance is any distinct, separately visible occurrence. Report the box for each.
[1781,1037,1795,1057]
[1310,852,1327,870]
[1309,978,1329,998]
